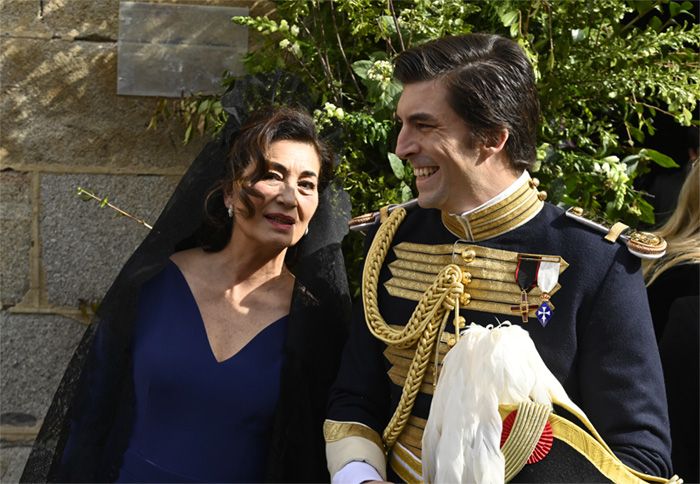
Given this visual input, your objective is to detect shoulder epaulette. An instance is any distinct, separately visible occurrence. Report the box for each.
[348,199,419,233]
[565,207,667,259]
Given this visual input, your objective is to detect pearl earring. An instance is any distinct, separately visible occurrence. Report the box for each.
[227,206,233,218]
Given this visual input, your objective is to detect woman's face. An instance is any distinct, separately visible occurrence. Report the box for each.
[230,139,321,251]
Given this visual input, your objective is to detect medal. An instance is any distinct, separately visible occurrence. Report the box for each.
[510,255,540,322]
[535,258,560,327]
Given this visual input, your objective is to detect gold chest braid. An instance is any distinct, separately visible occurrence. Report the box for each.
[385,242,567,318]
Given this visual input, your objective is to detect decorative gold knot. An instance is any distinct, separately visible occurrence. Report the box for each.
[460,292,472,306]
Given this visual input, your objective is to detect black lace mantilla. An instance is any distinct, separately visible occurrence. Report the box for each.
[21,71,351,483]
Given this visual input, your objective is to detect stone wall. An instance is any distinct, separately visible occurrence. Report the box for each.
[0,1,263,479]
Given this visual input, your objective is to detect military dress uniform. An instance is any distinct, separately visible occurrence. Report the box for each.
[325,172,673,483]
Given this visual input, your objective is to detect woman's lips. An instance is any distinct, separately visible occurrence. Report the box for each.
[265,213,295,231]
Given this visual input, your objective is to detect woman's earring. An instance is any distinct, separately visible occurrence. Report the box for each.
[304,226,309,236]
[227,206,233,218]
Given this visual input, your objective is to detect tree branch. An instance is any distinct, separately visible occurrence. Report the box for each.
[330,0,365,101]
[388,0,405,52]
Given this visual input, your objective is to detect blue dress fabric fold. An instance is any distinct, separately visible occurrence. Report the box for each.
[113,261,288,483]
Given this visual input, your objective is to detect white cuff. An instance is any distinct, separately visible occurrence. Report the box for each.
[332,461,384,484]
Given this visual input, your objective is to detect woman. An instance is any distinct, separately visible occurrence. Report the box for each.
[644,160,699,482]
[644,160,700,340]
[22,104,351,482]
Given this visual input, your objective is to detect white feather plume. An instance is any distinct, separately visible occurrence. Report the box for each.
[422,323,580,484]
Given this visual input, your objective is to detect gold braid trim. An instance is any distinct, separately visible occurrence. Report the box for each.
[362,207,465,450]
[501,401,552,482]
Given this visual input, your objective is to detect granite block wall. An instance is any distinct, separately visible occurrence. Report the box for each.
[0,1,260,479]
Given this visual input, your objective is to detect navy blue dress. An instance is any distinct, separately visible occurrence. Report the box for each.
[116,261,288,483]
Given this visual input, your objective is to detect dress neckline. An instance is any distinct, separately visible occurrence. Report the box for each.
[166,259,289,365]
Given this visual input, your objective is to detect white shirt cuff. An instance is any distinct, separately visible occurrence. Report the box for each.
[332,460,384,484]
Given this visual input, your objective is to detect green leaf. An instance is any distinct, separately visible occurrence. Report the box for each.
[197,99,211,114]
[388,152,405,179]
[352,60,372,80]
[510,22,519,38]
[400,182,413,202]
[632,0,654,15]
[499,10,519,28]
[184,123,193,145]
[378,15,397,35]
[669,1,682,18]
[640,148,680,168]
[628,126,645,143]
[649,16,662,31]
[637,198,656,224]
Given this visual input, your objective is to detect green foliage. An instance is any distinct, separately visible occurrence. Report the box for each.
[149,95,227,145]
[509,0,699,223]
[152,0,699,294]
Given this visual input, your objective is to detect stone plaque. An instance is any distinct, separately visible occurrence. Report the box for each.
[117,2,248,97]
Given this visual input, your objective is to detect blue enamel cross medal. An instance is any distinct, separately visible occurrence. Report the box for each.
[535,259,561,327]
[536,301,553,326]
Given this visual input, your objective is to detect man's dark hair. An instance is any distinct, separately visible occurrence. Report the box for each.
[394,34,540,169]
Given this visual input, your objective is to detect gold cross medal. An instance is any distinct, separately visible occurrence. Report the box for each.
[535,257,561,327]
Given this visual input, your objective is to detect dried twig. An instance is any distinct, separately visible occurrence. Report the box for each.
[76,187,153,230]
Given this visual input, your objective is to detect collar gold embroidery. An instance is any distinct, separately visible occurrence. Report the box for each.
[441,175,547,241]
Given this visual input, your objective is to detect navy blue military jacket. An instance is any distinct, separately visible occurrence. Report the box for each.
[328,201,672,480]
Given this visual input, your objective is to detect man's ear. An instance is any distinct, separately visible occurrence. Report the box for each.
[479,129,509,159]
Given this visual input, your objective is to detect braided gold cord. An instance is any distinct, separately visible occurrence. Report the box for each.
[362,207,465,450]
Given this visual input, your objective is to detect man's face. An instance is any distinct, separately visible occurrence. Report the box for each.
[395,79,479,213]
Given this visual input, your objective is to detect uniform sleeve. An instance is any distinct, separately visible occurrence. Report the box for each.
[325,299,391,478]
[325,224,392,479]
[578,248,672,476]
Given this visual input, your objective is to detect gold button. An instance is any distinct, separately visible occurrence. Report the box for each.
[458,316,466,328]
[529,177,540,188]
[538,190,547,201]
[447,337,456,347]
[461,249,476,264]
[461,271,472,285]
[460,292,471,305]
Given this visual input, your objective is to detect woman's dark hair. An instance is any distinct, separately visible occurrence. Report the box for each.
[201,106,334,251]
[394,33,540,169]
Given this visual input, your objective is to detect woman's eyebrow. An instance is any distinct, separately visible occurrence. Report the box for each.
[267,161,288,173]
[300,170,319,178]
[269,161,317,178]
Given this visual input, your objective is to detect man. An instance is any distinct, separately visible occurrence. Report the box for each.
[325,34,672,483]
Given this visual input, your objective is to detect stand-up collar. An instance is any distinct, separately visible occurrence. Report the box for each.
[441,171,546,241]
